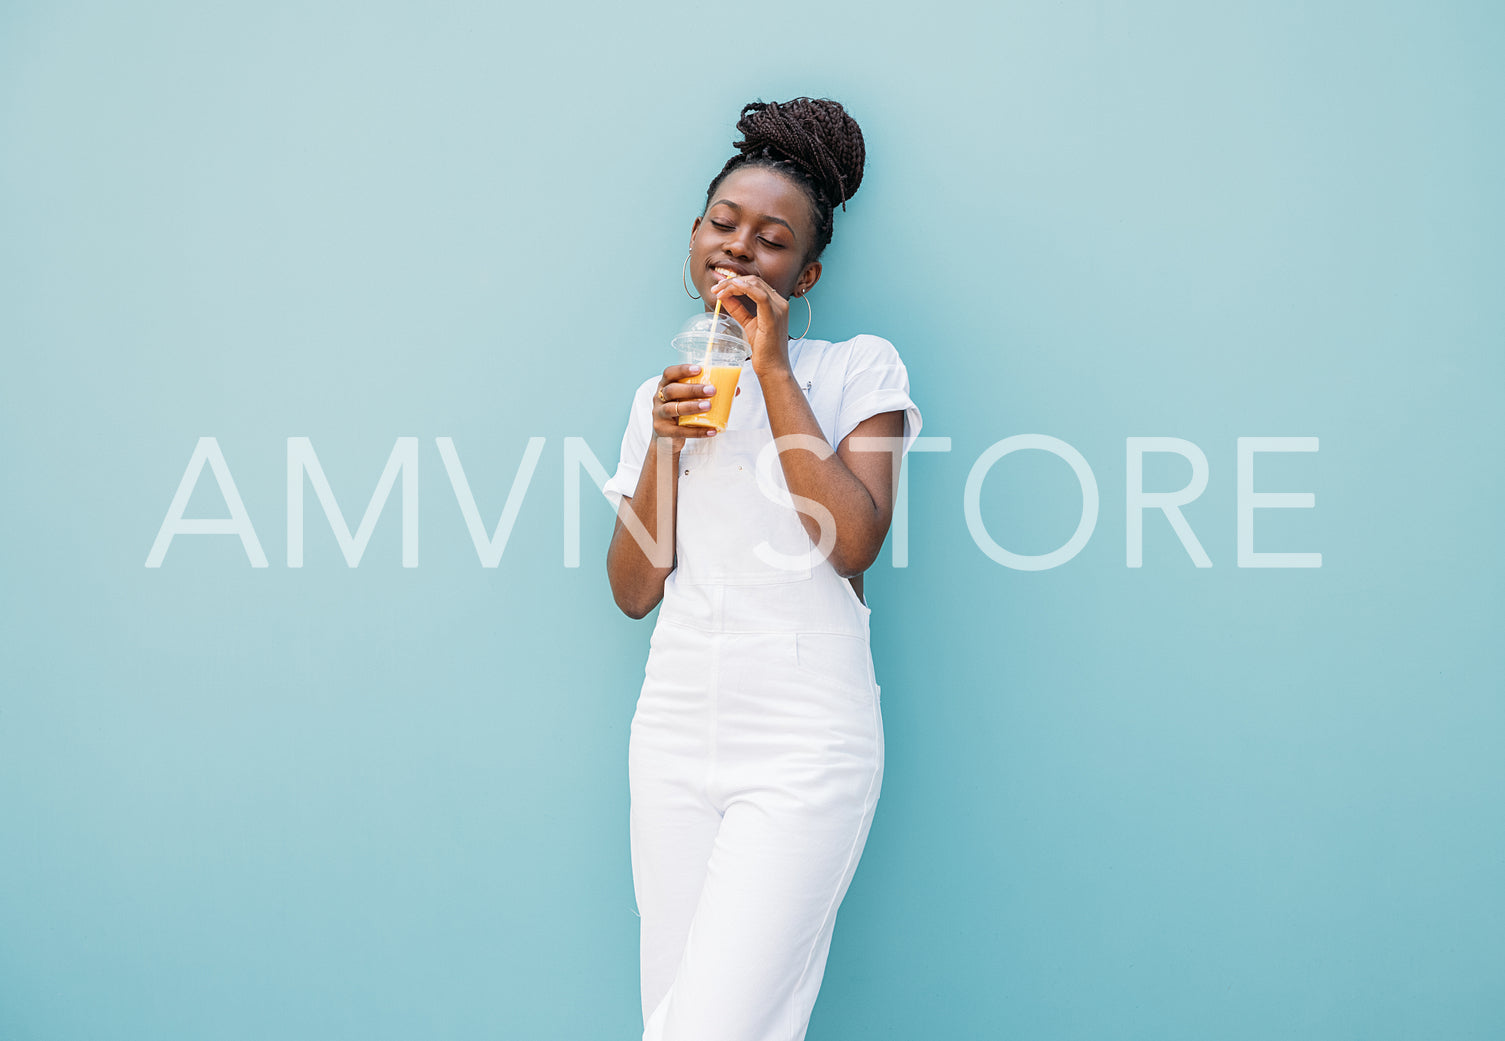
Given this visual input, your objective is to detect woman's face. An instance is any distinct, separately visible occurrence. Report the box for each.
[688,165,822,314]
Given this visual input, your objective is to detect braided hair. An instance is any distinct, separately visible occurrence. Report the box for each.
[703,98,866,264]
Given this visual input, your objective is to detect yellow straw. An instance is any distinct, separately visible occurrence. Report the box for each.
[700,295,723,373]
[701,269,733,372]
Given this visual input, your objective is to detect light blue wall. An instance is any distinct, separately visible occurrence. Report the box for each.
[2,2,1501,1038]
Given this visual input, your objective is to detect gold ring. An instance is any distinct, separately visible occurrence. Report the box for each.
[657,386,667,403]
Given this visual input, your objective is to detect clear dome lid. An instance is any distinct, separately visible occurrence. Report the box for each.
[672,311,751,362]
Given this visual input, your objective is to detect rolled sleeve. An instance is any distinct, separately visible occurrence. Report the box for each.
[601,376,660,512]
[835,334,923,456]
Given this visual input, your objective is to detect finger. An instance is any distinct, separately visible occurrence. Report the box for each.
[666,398,715,419]
[717,292,756,327]
[655,376,715,408]
[655,413,718,437]
[664,379,718,399]
[713,274,776,305]
[663,363,705,382]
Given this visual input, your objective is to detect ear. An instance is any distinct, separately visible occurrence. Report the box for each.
[794,260,822,298]
[689,215,701,245]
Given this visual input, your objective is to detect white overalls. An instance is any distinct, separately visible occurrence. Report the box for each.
[603,334,921,1041]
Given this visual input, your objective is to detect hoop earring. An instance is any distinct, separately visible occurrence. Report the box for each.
[682,251,701,300]
[793,292,812,340]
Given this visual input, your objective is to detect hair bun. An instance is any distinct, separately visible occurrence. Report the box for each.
[733,98,866,209]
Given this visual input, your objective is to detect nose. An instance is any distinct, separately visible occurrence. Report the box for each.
[722,225,755,261]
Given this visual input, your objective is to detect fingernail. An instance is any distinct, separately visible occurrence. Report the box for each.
[702,384,716,394]
[689,365,701,373]
[699,401,711,409]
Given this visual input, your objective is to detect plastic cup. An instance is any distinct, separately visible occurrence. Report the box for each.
[672,312,751,432]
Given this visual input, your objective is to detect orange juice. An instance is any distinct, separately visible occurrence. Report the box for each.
[676,365,742,431]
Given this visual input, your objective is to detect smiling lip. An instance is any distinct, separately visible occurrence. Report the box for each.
[710,264,750,282]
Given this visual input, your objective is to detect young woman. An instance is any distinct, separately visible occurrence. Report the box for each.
[603,98,922,1041]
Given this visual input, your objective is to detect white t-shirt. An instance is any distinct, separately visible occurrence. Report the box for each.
[603,334,921,511]
[603,334,922,633]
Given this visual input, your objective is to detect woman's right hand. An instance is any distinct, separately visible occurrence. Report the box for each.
[652,364,720,447]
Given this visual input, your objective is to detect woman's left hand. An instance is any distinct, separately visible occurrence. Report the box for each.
[710,274,793,379]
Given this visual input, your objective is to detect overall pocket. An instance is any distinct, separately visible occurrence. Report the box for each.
[794,631,879,705]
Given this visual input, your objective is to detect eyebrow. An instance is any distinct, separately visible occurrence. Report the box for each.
[709,199,799,241]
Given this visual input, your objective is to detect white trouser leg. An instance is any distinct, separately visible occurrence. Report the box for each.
[643,781,881,1041]
[630,756,721,1024]
[631,624,883,1041]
